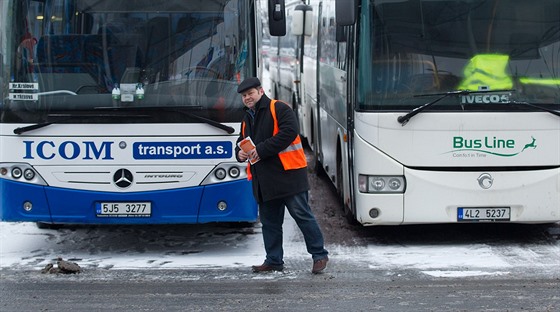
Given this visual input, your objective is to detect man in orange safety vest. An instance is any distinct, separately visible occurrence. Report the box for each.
[235,77,329,274]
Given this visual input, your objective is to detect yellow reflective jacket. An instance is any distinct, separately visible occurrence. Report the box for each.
[457,54,513,91]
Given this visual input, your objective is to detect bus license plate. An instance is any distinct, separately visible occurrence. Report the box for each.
[458,207,510,222]
[97,202,151,217]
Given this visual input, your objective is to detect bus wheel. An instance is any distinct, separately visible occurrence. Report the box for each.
[337,146,358,225]
[309,140,325,176]
[307,114,325,176]
[336,147,343,203]
[343,203,359,225]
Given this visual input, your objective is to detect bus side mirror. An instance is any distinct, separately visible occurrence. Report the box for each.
[336,0,356,26]
[292,4,313,36]
[268,0,286,36]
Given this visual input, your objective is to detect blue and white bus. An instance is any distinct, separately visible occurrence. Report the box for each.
[0,0,286,226]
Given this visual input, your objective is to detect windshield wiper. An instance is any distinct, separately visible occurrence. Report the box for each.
[397,89,515,126]
[506,101,560,117]
[13,113,150,135]
[173,109,235,134]
[95,105,235,134]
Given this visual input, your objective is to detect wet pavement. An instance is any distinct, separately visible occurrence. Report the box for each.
[1,149,559,311]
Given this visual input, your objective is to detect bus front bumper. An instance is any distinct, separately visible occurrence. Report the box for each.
[0,179,257,225]
[355,168,560,225]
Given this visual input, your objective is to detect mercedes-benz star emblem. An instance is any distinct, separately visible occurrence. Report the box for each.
[113,169,133,188]
[477,173,493,189]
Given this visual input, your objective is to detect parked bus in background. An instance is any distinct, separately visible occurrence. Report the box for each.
[0,0,287,227]
[265,0,316,147]
[290,0,560,225]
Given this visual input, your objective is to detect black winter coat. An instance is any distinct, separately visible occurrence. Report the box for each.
[235,94,309,203]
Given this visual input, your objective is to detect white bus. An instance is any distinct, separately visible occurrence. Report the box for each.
[0,0,287,227]
[265,1,305,137]
[290,0,560,225]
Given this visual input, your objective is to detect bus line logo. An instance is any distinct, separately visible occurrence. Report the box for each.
[445,136,537,157]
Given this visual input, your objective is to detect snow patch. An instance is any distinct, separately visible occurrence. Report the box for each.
[422,270,511,278]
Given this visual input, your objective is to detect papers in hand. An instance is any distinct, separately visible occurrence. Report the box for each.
[238,136,259,164]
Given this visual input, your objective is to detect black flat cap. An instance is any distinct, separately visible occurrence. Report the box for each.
[237,77,261,93]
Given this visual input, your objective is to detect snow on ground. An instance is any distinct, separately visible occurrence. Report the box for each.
[0,221,264,271]
[2,215,559,279]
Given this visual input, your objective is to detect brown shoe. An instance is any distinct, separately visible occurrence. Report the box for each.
[252,263,284,273]
[312,256,329,274]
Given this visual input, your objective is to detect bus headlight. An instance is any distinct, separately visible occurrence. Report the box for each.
[370,178,385,191]
[201,163,248,185]
[11,167,23,179]
[388,178,402,191]
[358,175,405,193]
[215,168,227,180]
[229,166,240,178]
[0,163,47,185]
[24,168,36,180]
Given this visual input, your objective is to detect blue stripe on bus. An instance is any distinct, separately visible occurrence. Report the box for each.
[0,179,257,224]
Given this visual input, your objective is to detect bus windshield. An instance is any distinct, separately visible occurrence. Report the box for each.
[357,0,560,111]
[1,0,253,124]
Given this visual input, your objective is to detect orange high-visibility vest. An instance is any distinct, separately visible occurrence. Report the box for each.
[240,100,307,181]
[270,100,307,170]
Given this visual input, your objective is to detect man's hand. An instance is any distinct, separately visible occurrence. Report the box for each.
[248,149,260,163]
[238,149,249,162]
[238,148,260,163]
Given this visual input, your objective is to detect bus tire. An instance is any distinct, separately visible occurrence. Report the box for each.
[336,144,343,203]
[343,202,359,226]
[310,149,325,177]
